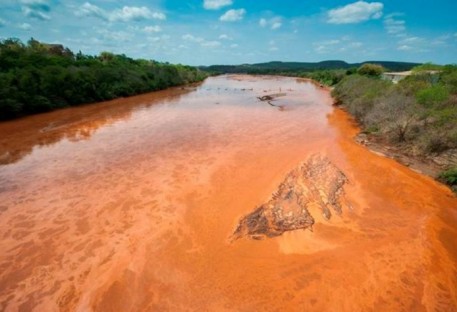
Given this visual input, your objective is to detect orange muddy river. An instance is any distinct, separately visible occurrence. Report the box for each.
[0,75,456,312]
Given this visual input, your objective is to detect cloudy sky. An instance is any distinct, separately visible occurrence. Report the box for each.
[0,0,456,65]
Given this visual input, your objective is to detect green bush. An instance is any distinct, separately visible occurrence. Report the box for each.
[441,66,457,93]
[411,62,443,72]
[357,63,385,77]
[332,75,391,121]
[438,167,457,186]
[416,85,449,108]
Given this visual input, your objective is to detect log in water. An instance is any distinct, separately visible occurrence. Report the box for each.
[0,75,456,311]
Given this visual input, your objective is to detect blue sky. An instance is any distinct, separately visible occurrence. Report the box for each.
[0,0,456,65]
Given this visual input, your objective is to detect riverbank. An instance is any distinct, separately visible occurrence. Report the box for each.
[0,38,208,120]
[354,128,455,179]
[334,105,457,193]
[331,69,457,193]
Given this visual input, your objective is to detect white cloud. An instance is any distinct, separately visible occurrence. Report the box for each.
[76,2,166,22]
[398,45,412,51]
[0,18,6,27]
[313,38,364,54]
[429,34,451,46]
[314,45,327,53]
[259,18,267,27]
[322,39,340,45]
[143,25,162,33]
[400,36,423,44]
[327,1,383,24]
[230,43,238,48]
[110,6,165,22]
[313,39,342,53]
[201,41,221,47]
[19,0,51,20]
[259,17,282,30]
[22,7,50,20]
[203,0,232,10]
[97,29,131,41]
[268,40,279,51]
[182,34,204,43]
[395,36,429,52]
[77,2,105,19]
[384,14,405,35]
[350,41,363,48]
[18,23,32,30]
[220,9,246,22]
[20,0,50,11]
[271,22,282,30]
[182,34,221,48]
[147,35,169,43]
[219,34,232,40]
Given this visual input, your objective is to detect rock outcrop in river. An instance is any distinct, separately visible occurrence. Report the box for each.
[231,155,348,240]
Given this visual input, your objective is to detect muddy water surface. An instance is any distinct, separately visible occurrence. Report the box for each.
[0,75,456,311]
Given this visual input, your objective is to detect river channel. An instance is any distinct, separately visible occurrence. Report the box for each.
[0,75,456,311]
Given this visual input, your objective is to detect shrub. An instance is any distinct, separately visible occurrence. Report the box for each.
[411,62,443,72]
[365,90,422,142]
[357,63,385,77]
[398,75,431,96]
[416,85,449,108]
[332,75,391,122]
[418,129,454,153]
[441,65,457,94]
[438,167,457,186]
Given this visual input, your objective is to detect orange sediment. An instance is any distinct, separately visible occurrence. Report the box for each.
[0,75,456,311]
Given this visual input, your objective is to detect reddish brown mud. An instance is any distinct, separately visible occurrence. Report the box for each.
[0,75,456,311]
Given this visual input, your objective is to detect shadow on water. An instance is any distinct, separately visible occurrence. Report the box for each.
[0,86,197,165]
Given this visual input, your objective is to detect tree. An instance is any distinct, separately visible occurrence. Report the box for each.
[0,38,208,120]
[416,85,449,108]
[365,91,422,142]
[357,63,385,77]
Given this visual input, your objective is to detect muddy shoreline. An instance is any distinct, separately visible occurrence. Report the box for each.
[340,111,457,193]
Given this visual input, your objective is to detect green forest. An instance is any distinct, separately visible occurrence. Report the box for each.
[202,61,420,87]
[202,60,420,75]
[332,64,457,189]
[0,38,207,120]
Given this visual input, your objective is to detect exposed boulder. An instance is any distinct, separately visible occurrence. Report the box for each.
[231,155,348,241]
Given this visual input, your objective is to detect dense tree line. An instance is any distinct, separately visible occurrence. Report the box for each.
[0,38,208,120]
[202,60,419,75]
[202,61,421,87]
[332,64,457,188]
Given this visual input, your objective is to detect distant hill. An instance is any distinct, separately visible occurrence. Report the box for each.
[201,60,421,74]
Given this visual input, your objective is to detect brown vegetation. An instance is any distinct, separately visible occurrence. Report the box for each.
[332,65,457,189]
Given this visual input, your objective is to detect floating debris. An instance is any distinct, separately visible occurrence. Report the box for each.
[257,93,287,108]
